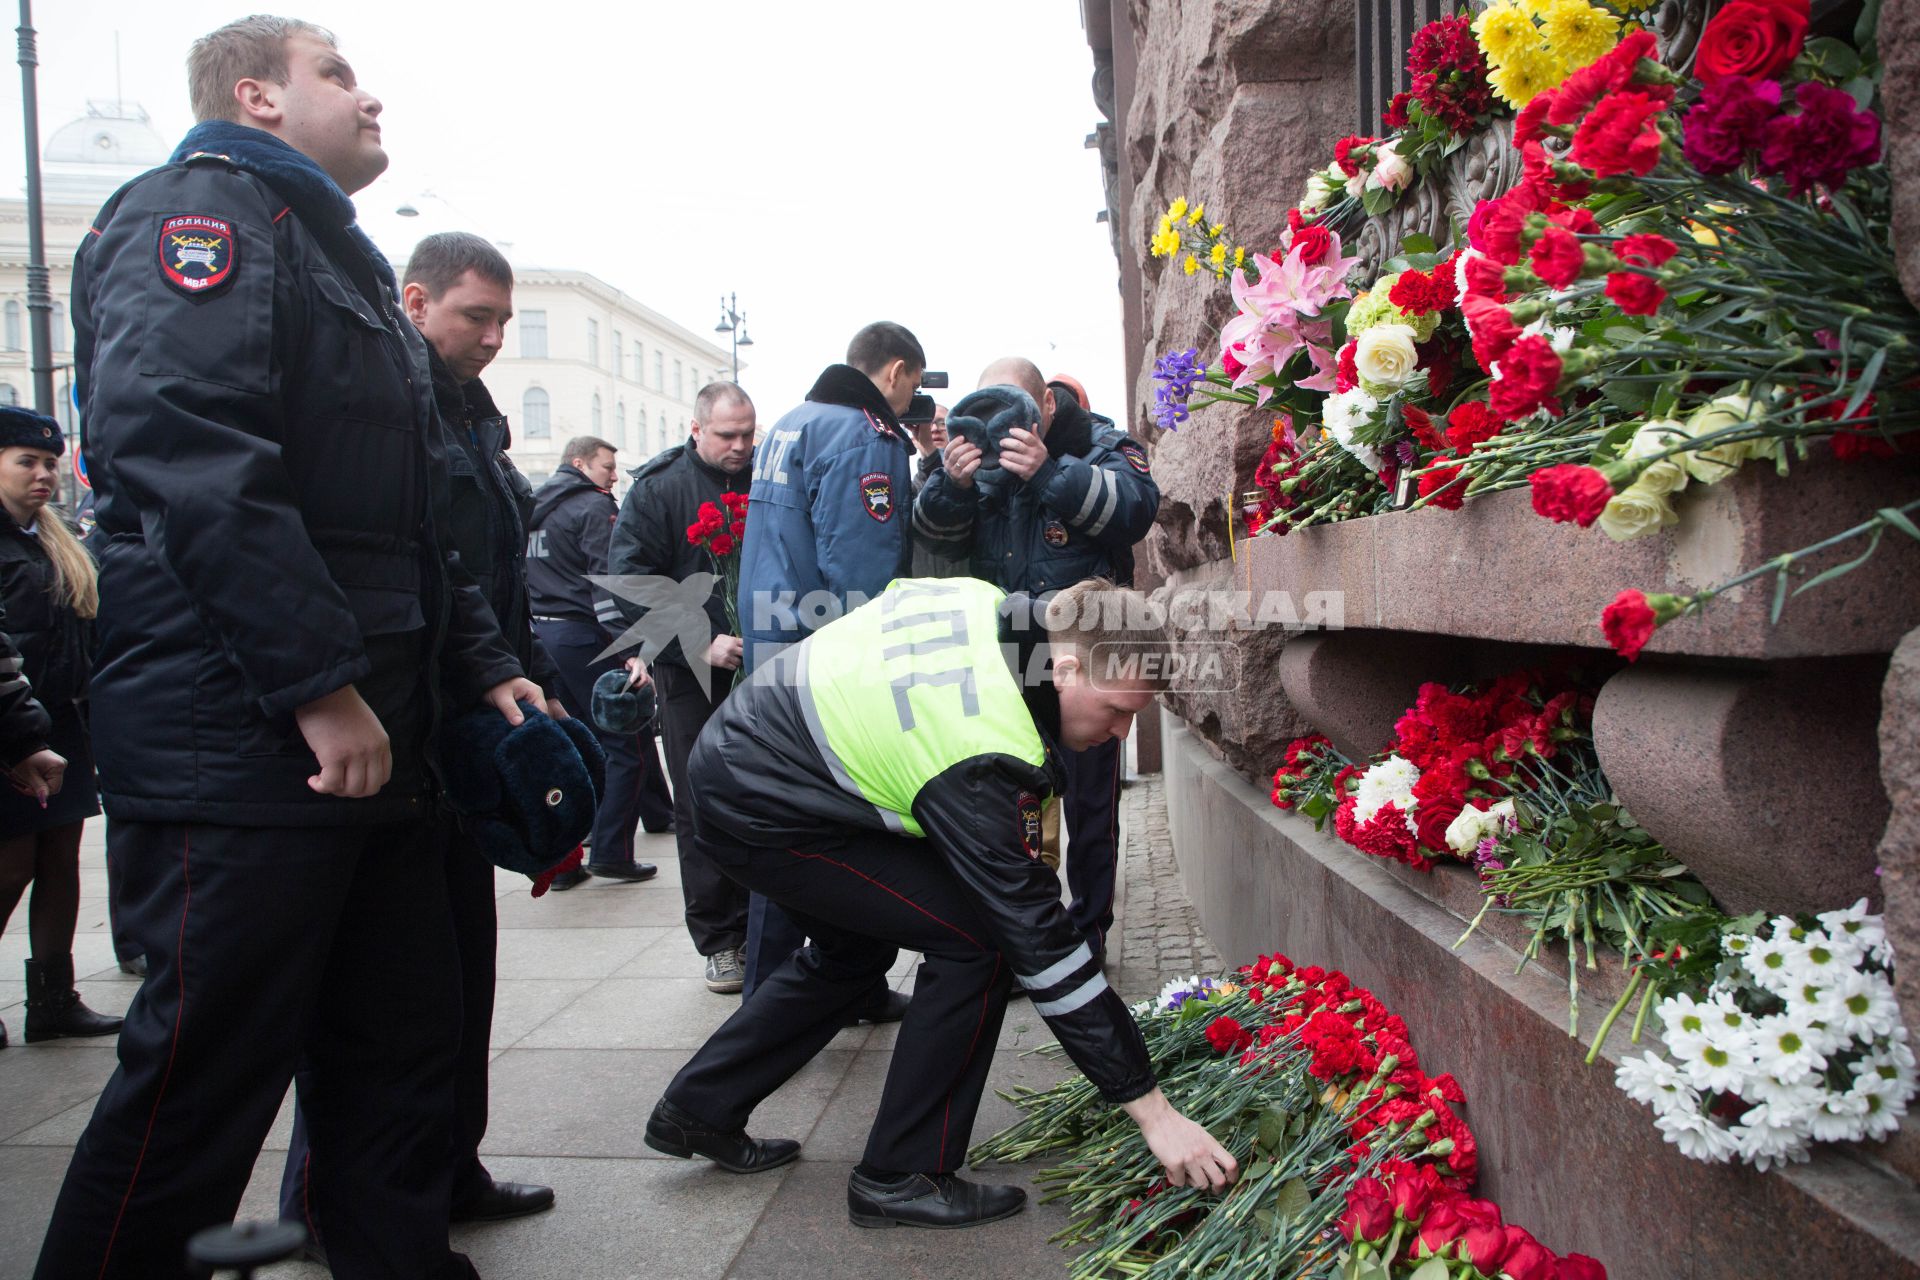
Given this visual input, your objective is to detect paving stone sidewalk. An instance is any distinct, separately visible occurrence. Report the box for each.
[0,774,1208,1278]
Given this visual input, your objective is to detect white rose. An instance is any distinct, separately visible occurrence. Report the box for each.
[1623,420,1692,497]
[1354,323,1421,392]
[1444,806,1496,855]
[1681,393,1765,484]
[1302,169,1340,210]
[1598,481,1681,543]
[1366,140,1412,192]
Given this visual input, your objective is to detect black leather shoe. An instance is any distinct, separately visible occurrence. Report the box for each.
[450,1179,556,1223]
[644,1098,799,1174]
[847,1170,1027,1229]
[586,861,658,883]
[547,868,590,892]
[847,989,911,1027]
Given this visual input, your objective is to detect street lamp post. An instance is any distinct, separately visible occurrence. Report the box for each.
[712,292,753,384]
[16,0,56,417]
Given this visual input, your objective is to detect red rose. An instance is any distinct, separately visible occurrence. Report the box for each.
[1528,225,1587,290]
[1615,233,1678,267]
[1502,1226,1559,1280]
[1383,91,1413,129]
[1602,588,1658,660]
[1570,91,1669,178]
[1489,336,1564,421]
[1605,271,1666,316]
[1696,0,1809,82]
[1559,1254,1609,1280]
[1339,1178,1394,1243]
[1416,465,1467,511]
[1529,464,1613,526]
[1389,1171,1433,1223]
[1458,1200,1511,1274]
[709,533,736,557]
[1416,1196,1468,1252]
[1293,222,1333,265]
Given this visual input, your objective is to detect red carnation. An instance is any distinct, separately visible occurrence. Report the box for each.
[1606,271,1667,315]
[1514,91,1554,146]
[1389,269,1445,316]
[1523,140,1591,203]
[1335,340,1360,394]
[1463,295,1521,371]
[1403,404,1446,452]
[1417,464,1468,511]
[1549,206,1601,237]
[1205,1015,1253,1055]
[1760,81,1883,195]
[1489,336,1564,421]
[1615,233,1678,267]
[1602,588,1658,660]
[1570,91,1669,178]
[1683,74,1782,174]
[1696,0,1809,83]
[1334,134,1377,177]
[1528,225,1587,290]
[730,519,747,538]
[1383,91,1413,130]
[1293,222,1334,265]
[1446,401,1501,453]
[1462,252,1508,303]
[708,533,735,557]
[1529,463,1612,526]
[1550,30,1664,126]
[1221,349,1246,379]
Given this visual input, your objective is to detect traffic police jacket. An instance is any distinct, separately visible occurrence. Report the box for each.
[0,606,51,768]
[607,439,749,675]
[526,467,619,630]
[73,123,522,825]
[689,576,1156,1105]
[737,365,913,671]
[912,397,1159,593]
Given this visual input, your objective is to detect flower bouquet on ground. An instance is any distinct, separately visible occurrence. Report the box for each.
[973,954,1603,1278]
[685,491,748,636]
[1612,901,1914,1170]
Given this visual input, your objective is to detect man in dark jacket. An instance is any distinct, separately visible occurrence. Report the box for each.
[528,438,673,885]
[607,381,753,991]
[277,231,558,1243]
[733,321,923,1013]
[37,18,535,1280]
[912,359,1160,959]
[644,577,1235,1228]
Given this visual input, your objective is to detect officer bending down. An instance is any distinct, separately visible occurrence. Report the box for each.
[644,576,1235,1228]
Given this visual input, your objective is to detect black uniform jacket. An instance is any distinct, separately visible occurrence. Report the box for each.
[74,151,520,826]
[0,506,90,713]
[430,349,559,693]
[0,605,52,768]
[607,440,749,675]
[687,599,1156,1105]
[526,468,619,629]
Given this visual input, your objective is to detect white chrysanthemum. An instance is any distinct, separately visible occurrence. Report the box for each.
[1352,756,1419,827]
[1322,390,1384,472]
[1730,1102,1813,1173]
[1806,1090,1871,1143]
[1880,1027,1917,1077]
[1741,932,1804,996]
[1654,1105,1738,1163]
[1519,317,1578,354]
[1703,991,1758,1048]
[1816,899,1887,956]
[1157,975,1204,1011]
[1655,992,1715,1061]
[1722,932,1753,958]
[1816,969,1903,1042]
[1678,1029,1758,1094]
[1749,1011,1831,1085]
[1615,1051,1697,1115]
[1849,1062,1914,1141]
[1796,927,1865,979]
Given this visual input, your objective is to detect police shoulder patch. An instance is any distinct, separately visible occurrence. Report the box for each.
[1016,790,1044,859]
[859,471,894,522]
[158,214,237,295]
[1119,441,1151,474]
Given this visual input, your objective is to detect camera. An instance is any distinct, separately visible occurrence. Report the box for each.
[920,371,949,389]
[903,371,949,428]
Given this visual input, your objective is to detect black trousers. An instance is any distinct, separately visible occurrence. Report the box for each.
[34,819,475,1280]
[278,820,499,1233]
[655,663,748,956]
[1062,737,1123,948]
[535,619,674,865]
[666,829,1010,1174]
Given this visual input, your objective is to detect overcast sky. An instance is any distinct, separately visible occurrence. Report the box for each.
[1,0,1127,423]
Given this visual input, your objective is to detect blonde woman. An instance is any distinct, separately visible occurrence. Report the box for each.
[0,407,119,1045]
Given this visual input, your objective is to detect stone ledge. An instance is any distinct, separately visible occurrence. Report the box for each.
[1232,456,1920,660]
[1160,710,1920,1279]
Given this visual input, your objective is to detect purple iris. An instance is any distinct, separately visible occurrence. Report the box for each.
[1152,347,1207,432]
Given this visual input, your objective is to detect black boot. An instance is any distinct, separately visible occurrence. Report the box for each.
[24,956,123,1043]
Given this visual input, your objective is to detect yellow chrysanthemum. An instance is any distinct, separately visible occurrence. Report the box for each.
[1209,222,1225,237]
[1234,246,1247,268]
[1487,43,1567,106]
[1515,0,1555,15]
[1473,1,1539,64]
[1168,196,1188,221]
[1609,0,1660,10]
[1187,202,1206,226]
[1210,243,1228,267]
[1150,217,1181,258]
[1184,253,1199,275]
[1541,0,1620,70]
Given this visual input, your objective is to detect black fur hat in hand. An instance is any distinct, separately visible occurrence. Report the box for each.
[437,702,608,879]
[946,385,1040,479]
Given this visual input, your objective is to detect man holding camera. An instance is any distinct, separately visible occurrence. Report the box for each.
[911,358,1160,960]
[733,321,924,1013]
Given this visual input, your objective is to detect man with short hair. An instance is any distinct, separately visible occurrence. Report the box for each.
[529,435,674,886]
[733,322,924,1011]
[277,231,558,1247]
[607,381,754,991]
[40,17,537,1279]
[912,357,1160,960]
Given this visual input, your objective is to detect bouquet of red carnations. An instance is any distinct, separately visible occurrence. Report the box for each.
[685,491,748,635]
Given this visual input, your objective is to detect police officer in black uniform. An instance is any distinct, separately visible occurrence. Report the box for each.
[277,231,560,1249]
[36,18,537,1280]
[607,382,754,990]
[527,438,674,885]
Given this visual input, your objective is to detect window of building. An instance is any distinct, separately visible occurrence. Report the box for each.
[3,301,19,351]
[654,350,663,389]
[0,384,16,406]
[633,343,645,383]
[615,400,626,447]
[520,310,548,359]
[522,387,551,438]
[51,303,65,353]
[613,331,623,377]
[673,360,683,401]
[637,406,649,452]
[586,318,599,367]
[591,392,602,434]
